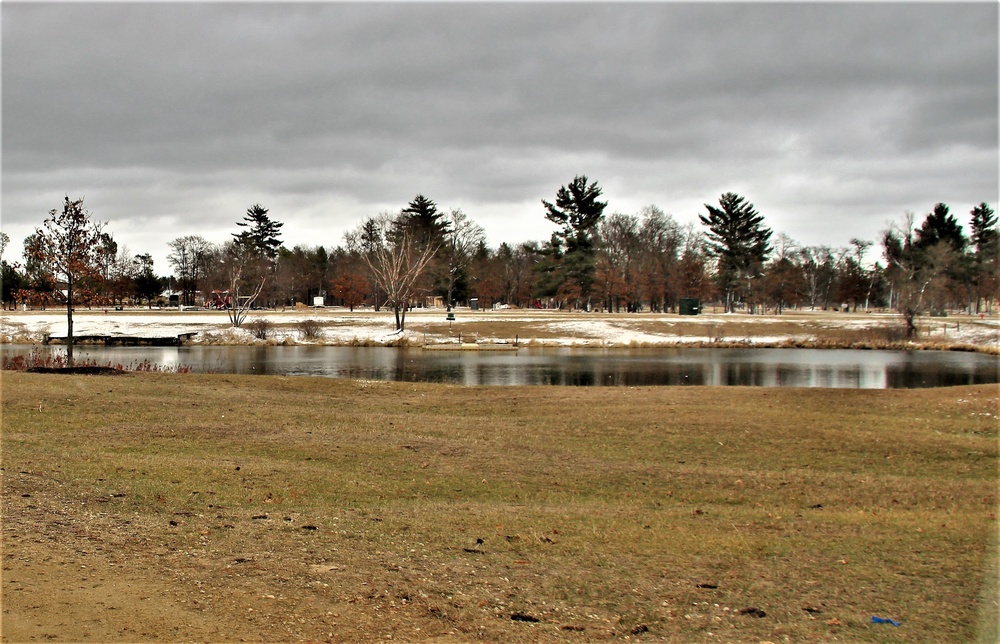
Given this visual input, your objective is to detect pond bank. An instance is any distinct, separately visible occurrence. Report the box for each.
[3,308,998,354]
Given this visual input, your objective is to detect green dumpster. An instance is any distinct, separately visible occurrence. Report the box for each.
[678,298,700,315]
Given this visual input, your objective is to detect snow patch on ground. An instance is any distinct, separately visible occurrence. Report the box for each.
[536,320,710,346]
[2,309,997,349]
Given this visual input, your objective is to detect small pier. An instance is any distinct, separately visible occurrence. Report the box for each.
[422,342,518,351]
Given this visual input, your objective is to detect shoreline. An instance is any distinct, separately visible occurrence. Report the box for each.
[2,307,998,355]
[10,336,998,356]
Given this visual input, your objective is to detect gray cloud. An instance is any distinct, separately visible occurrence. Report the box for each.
[2,2,996,271]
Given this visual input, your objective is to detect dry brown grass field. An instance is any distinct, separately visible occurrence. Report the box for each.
[2,371,997,642]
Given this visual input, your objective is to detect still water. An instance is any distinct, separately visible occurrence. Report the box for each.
[5,345,997,388]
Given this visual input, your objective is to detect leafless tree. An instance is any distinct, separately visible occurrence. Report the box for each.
[882,213,931,337]
[348,214,438,332]
[636,206,682,311]
[443,208,485,308]
[597,212,642,311]
[217,240,267,328]
[848,238,878,311]
[167,235,214,306]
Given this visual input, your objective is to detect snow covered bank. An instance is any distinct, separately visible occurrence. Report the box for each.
[2,307,998,351]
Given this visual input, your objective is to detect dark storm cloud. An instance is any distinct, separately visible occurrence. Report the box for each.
[2,2,997,269]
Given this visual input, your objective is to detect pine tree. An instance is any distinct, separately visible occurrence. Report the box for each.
[969,202,997,255]
[541,175,608,308]
[233,203,283,261]
[699,192,772,313]
[914,203,966,253]
[392,194,450,251]
[969,202,998,313]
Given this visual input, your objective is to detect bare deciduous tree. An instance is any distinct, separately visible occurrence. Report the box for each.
[443,208,485,308]
[219,240,267,328]
[882,213,930,337]
[597,212,642,312]
[349,214,438,332]
[167,235,214,306]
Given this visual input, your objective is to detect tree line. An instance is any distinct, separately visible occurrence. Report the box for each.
[3,177,997,340]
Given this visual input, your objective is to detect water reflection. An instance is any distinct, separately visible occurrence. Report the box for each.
[3,345,996,388]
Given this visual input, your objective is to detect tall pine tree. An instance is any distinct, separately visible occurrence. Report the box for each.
[541,175,608,309]
[969,202,998,313]
[391,194,450,251]
[699,192,772,313]
[914,202,966,253]
[233,204,283,261]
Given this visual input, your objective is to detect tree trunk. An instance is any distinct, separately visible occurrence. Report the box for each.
[66,278,75,365]
[904,309,919,338]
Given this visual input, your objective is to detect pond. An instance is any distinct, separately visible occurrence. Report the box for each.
[4,345,997,388]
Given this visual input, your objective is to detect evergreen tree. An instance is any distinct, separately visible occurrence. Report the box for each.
[913,203,966,253]
[699,192,772,312]
[132,253,162,307]
[392,194,450,251]
[969,202,998,313]
[233,203,283,261]
[541,175,607,308]
[969,202,997,255]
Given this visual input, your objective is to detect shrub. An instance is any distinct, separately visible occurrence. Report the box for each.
[246,318,274,340]
[297,318,323,340]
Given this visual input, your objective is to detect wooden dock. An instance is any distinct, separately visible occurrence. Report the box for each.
[422,343,518,351]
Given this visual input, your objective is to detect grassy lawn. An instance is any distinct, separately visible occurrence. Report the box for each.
[2,371,997,642]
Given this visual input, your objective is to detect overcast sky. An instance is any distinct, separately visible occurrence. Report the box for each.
[3,2,997,272]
